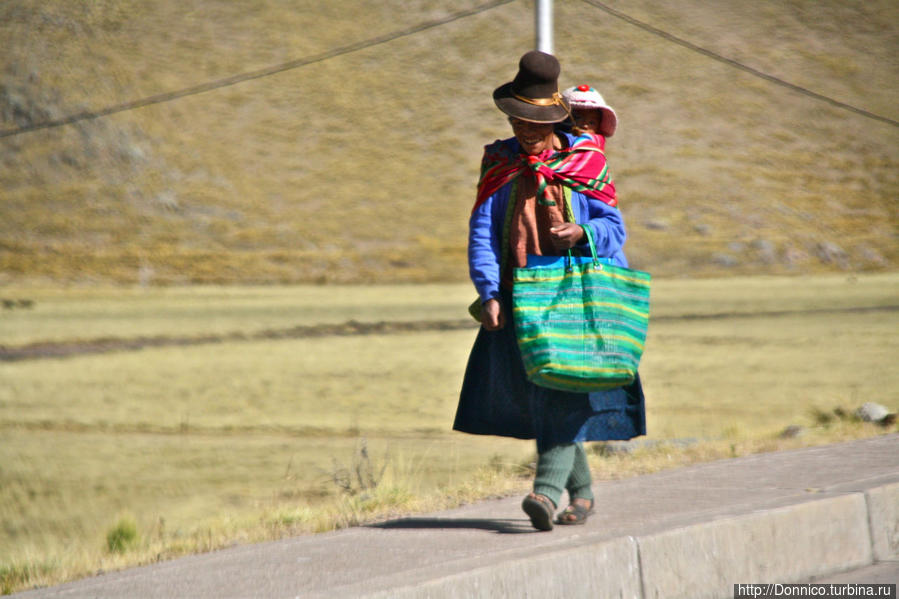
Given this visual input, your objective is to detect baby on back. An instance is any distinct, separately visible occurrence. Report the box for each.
[561,84,618,149]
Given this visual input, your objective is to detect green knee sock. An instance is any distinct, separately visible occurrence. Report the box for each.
[533,443,576,508]
[565,443,594,501]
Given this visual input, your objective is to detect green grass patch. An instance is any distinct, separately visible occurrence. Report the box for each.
[0,561,56,596]
[106,517,139,554]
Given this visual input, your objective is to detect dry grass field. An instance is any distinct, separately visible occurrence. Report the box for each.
[2,274,897,593]
[1,0,897,284]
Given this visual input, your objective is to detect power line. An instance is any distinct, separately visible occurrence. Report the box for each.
[0,0,515,139]
[582,0,899,128]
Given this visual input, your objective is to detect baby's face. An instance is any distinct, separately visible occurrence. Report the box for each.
[572,109,602,134]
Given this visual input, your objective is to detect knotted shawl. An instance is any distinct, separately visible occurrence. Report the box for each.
[472,133,617,214]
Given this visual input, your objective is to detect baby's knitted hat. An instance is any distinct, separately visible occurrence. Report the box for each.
[561,84,618,137]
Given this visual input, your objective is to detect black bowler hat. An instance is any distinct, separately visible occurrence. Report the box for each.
[493,50,570,124]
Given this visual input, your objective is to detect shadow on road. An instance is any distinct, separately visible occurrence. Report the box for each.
[368,517,535,534]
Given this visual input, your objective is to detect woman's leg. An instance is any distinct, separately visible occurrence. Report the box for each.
[565,443,594,502]
[532,442,576,508]
[555,443,594,524]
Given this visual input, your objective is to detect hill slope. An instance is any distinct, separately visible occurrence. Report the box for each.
[1,0,897,284]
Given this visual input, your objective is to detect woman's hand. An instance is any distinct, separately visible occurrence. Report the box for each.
[549,223,585,250]
[481,298,505,331]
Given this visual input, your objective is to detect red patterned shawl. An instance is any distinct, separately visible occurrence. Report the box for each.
[472,133,617,214]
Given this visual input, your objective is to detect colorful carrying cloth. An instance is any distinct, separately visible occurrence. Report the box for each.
[473,134,617,214]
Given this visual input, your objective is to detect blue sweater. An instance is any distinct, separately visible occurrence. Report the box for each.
[468,134,630,305]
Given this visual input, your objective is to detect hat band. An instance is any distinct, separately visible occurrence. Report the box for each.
[512,91,564,107]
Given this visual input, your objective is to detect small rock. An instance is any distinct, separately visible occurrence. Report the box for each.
[856,402,890,423]
[752,239,777,264]
[712,253,739,267]
[779,425,804,439]
[593,440,635,456]
[693,224,712,236]
[816,241,849,267]
[783,246,810,267]
[644,219,669,231]
[858,246,887,266]
[155,191,179,211]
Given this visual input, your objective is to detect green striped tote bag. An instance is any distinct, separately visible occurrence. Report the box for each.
[512,226,651,393]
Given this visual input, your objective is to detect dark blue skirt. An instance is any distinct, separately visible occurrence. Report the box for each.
[453,292,646,453]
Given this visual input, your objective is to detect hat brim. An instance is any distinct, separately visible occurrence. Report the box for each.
[493,82,570,124]
[567,104,618,137]
[597,107,618,138]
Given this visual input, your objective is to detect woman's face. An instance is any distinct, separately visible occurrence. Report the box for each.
[572,109,602,134]
[509,117,556,155]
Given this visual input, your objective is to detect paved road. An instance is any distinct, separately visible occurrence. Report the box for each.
[811,560,898,584]
[13,434,898,599]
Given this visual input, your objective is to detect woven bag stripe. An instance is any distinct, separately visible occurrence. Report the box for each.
[516,328,646,344]
[514,300,650,317]
[518,332,645,351]
[514,271,650,287]
[519,340,644,361]
[521,337,643,370]
[521,348,640,367]
[520,347,643,365]
[532,371,631,391]
[515,284,650,303]
[515,318,649,337]
[514,267,651,286]
[526,361,634,377]
[517,317,649,336]
[515,301,649,320]
[521,347,639,360]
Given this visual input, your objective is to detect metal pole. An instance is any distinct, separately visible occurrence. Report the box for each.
[535,0,553,54]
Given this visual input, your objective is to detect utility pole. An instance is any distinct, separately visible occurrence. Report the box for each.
[535,0,553,54]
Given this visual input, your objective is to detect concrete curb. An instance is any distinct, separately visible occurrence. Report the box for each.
[360,484,897,599]
[637,493,873,599]
[867,482,899,561]
[365,536,642,599]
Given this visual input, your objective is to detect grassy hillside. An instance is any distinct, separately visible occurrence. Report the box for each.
[1,0,897,285]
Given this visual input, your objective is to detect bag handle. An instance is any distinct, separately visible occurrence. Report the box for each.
[564,222,600,271]
[582,223,600,266]
[559,185,602,271]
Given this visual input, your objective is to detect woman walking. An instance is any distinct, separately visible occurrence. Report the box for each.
[454,50,645,531]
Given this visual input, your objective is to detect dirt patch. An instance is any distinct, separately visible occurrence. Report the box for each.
[0,319,478,362]
[2,304,896,362]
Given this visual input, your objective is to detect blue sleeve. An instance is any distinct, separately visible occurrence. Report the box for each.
[573,191,629,267]
[468,187,506,304]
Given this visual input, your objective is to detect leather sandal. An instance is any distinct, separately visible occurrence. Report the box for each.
[555,498,594,525]
[521,493,556,531]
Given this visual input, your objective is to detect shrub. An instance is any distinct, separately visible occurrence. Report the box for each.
[106,517,139,554]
